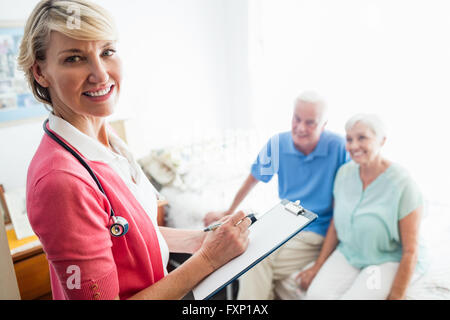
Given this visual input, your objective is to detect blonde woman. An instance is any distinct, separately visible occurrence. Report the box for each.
[21,0,250,300]
[297,114,427,300]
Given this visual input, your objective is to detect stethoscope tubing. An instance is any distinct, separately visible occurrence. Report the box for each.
[43,119,117,218]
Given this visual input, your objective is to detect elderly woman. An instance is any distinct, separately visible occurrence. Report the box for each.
[296,114,427,300]
[20,0,250,300]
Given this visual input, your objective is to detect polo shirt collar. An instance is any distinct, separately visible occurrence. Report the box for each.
[48,113,118,163]
[284,131,329,160]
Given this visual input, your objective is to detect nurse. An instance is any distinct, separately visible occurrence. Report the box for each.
[298,113,427,300]
[20,0,250,300]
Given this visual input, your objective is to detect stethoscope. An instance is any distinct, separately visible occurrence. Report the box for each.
[43,119,129,237]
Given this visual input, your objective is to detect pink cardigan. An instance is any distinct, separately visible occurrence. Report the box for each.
[26,130,165,300]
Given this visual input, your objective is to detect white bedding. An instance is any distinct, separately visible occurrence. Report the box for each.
[406,202,450,299]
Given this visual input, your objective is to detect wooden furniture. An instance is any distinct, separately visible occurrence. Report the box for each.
[0,184,11,224]
[12,245,51,300]
[157,199,168,227]
[6,200,168,300]
[0,206,20,299]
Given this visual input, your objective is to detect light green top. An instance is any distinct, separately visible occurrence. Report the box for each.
[333,161,428,273]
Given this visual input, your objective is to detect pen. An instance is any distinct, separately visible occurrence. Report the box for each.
[203,213,257,232]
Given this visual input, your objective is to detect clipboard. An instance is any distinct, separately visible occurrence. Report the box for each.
[192,199,318,300]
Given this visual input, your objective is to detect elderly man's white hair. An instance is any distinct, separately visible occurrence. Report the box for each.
[294,90,328,124]
[345,113,387,142]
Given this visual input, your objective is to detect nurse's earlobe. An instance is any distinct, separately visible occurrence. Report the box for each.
[31,62,49,88]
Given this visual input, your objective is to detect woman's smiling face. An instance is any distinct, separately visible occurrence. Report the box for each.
[34,31,122,119]
[345,121,385,165]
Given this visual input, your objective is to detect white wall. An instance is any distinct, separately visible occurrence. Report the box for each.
[248,0,450,204]
[0,0,250,190]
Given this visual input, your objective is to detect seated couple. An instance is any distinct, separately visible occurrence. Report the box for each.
[203,91,426,300]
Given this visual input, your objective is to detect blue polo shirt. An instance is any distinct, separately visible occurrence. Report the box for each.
[250,131,349,237]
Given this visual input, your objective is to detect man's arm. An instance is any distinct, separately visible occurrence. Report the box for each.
[203,174,259,226]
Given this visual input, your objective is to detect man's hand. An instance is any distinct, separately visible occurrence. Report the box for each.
[296,264,320,291]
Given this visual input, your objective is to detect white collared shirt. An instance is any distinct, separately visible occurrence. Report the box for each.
[48,113,169,274]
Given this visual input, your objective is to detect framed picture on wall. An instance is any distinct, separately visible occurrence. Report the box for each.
[0,21,48,128]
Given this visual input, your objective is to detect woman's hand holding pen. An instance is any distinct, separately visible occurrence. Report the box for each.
[197,211,251,272]
[203,210,230,227]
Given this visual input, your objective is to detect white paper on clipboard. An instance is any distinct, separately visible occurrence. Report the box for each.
[192,199,317,300]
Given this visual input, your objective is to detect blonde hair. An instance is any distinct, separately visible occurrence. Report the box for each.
[17,0,118,106]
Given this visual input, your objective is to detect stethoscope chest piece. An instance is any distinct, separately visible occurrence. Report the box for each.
[110,215,129,237]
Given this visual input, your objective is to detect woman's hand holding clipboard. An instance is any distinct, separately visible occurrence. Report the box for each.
[193,200,317,300]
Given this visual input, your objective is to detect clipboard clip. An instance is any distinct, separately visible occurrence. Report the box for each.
[282,199,305,216]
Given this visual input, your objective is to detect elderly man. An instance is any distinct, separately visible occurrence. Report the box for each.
[203,91,350,299]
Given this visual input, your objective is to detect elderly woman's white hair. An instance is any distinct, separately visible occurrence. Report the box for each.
[294,90,328,124]
[345,113,387,142]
